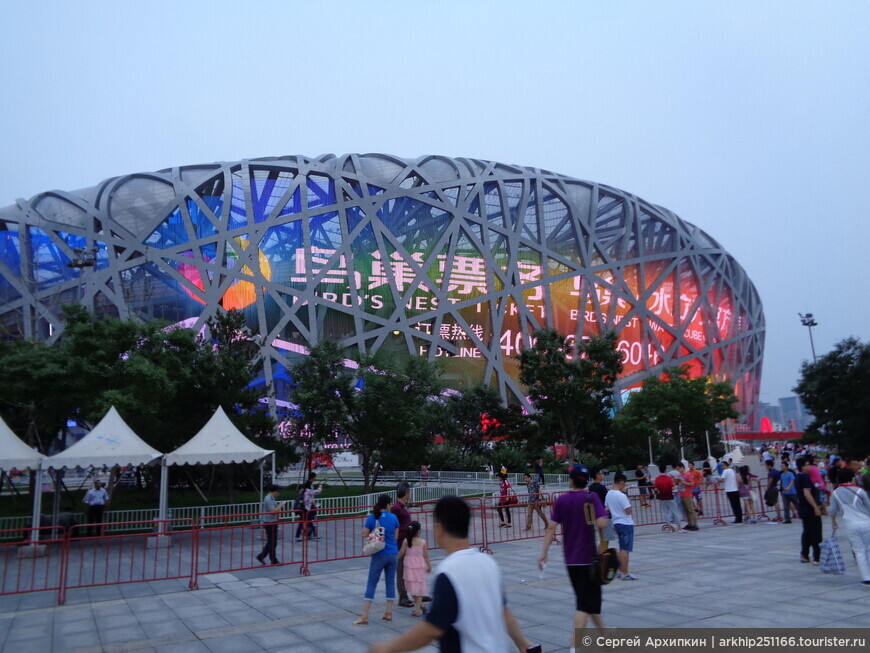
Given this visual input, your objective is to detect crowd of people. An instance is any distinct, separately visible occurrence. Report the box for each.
[254,451,870,652]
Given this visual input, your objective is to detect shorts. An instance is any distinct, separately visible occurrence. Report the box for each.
[692,487,702,498]
[614,523,634,552]
[567,564,602,614]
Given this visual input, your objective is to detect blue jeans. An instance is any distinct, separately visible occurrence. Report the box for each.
[364,552,398,601]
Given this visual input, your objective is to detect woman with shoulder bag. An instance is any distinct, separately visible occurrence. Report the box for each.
[354,495,400,625]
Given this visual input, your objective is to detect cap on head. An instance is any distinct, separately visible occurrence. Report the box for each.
[569,464,590,480]
[268,484,282,492]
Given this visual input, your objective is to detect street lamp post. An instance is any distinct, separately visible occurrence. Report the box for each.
[798,313,817,362]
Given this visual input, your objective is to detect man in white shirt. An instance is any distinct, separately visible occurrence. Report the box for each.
[720,461,743,524]
[83,479,110,537]
[605,473,636,581]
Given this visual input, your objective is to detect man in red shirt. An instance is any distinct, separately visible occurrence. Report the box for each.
[675,463,700,531]
[653,468,684,532]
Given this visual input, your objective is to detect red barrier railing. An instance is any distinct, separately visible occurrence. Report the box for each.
[61,519,197,603]
[0,527,66,599]
[198,510,304,576]
[3,480,797,604]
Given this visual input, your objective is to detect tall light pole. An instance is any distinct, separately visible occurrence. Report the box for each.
[798,313,817,362]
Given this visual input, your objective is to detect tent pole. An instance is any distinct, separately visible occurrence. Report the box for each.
[271,452,276,486]
[29,461,44,542]
[259,459,264,504]
[158,457,169,536]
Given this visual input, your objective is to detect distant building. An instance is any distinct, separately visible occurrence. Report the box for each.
[778,396,812,431]
[756,401,784,431]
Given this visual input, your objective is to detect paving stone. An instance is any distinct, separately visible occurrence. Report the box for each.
[140,619,192,638]
[101,624,147,644]
[292,621,350,642]
[201,573,238,584]
[51,630,102,649]
[54,618,97,635]
[200,632,262,652]
[245,627,305,649]
[155,641,211,653]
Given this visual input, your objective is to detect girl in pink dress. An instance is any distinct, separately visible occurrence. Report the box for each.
[398,521,431,616]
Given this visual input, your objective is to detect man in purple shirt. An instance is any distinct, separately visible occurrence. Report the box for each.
[391,482,414,607]
[539,464,609,646]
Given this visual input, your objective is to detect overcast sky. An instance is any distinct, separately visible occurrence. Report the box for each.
[2,1,867,405]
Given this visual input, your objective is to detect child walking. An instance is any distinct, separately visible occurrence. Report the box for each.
[398,521,431,617]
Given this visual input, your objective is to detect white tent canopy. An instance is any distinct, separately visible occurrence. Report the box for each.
[47,406,162,469]
[0,414,44,471]
[157,407,274,530]
[165,406,273,466]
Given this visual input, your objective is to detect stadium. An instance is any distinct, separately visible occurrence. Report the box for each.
[0,154,764,421]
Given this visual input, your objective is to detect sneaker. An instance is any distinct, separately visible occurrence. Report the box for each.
[615,571,624,579]
[295,538,302,542]
[621,574,638,581]
[812,560,820,566]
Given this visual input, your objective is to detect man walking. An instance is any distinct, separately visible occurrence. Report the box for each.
[796,457,824,564]
[675,463,700,531]
[392,482,414,608]
[720,460,743,524]
[539,464,608,650]
[368,496,539,653]
[256,485,285,565]
[83,479,110,537]
[606,473,637,579]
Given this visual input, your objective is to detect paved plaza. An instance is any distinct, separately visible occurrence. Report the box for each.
[1,514,868,653]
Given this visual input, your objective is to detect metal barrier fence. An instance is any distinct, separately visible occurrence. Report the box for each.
[0,478,790,605]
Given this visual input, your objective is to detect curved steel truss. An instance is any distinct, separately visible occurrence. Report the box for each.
[0,153,765,418]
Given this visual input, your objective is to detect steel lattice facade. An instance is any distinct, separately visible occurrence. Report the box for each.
[0,154,764,420]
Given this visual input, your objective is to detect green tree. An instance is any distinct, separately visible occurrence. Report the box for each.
[517,329,623,461]
[612,365,738,463]
[794,337,870,458]
[347,353,444,492]
[0,338,74,453]
[286,340,354,472]
[0,306,280,495]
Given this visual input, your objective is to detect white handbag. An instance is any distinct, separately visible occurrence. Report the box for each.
[363,518,385,555]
